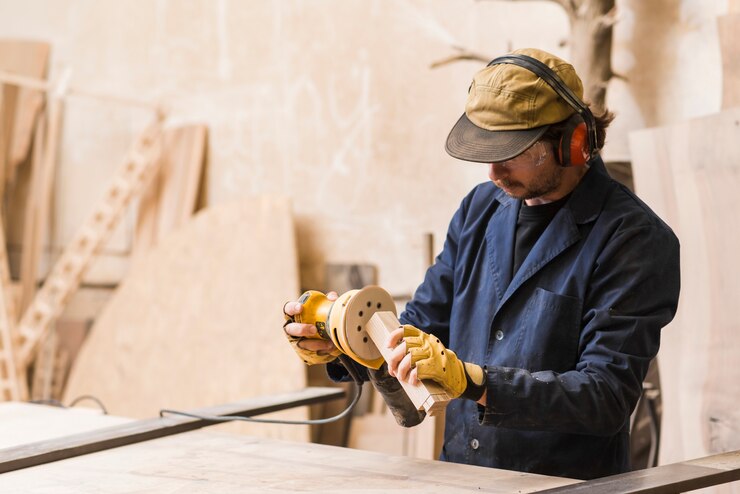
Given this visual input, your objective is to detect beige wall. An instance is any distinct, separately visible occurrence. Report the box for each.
[608,0,729,160]
[0,0,728,299]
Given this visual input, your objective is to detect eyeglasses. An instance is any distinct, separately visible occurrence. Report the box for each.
[492,140,549,169]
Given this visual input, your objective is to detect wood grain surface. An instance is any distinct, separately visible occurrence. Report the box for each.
[0,428,578,493]
[629,109,740,489]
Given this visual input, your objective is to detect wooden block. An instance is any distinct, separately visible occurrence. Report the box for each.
[365,311,451,415]
[719,15,740,110]
[629,108,740,468]
[64,197,308,442]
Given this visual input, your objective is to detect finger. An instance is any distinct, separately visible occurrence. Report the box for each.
[284,301,303,317]
[410,367,420,386]
[284,322,317,337]
[387,340,407,377]
[327,291,338,301]
[387,327,405,349]
[396,353,414,382]
[296,338,336,353]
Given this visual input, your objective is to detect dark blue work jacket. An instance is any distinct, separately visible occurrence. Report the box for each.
[399,158,680,480]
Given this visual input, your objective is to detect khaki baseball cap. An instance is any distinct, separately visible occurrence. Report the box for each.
[445,48,584,163]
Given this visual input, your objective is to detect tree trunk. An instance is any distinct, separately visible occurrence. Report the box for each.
[565,0,615,113]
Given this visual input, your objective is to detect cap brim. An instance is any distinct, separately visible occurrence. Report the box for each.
[445,113,548,163]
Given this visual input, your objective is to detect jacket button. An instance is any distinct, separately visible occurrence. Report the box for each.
[495,330,504,341]
[470,438,480,450]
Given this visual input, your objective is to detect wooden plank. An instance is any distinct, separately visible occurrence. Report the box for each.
[0,387,344,475]
[0,214,23,400]
[64,197,308,442]
[365,311,451,415]
[29,324,59,400]
[134,124,207,255]
[0,40,50,186]
[0,424,577,493]
[629,109,740,477]
[719,15,740,110]
[19,98,61,317]
[535,451,740,494]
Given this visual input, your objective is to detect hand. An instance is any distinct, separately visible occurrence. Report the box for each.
[387,324,486,401]
[283,292,340,365]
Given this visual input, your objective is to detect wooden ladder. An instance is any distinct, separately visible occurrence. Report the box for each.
[15,117,165,371]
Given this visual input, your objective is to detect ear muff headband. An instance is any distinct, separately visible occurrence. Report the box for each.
[487,54,598,164]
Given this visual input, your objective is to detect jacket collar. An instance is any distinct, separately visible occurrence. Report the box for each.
[488,156,614,314]
[564,156,613,224]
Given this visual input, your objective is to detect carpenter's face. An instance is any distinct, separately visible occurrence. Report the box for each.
[487,141,563,200]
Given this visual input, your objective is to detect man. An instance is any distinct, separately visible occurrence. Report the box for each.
[283,48,680,480]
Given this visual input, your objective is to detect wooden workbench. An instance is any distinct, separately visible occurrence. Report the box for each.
[1,396,736,493]
[0,428,579,493]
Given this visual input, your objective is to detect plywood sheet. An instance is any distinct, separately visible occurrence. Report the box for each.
[0,429,578,493]
[719,15,740,110]
[64,197,308,441]
[629,109,740,475]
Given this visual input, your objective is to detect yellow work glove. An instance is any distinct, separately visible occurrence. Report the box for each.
[283,307,341,366]
[403,325,486,401]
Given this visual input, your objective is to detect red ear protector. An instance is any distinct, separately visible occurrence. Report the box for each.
[487,54,598,167]
[559,113,590,167]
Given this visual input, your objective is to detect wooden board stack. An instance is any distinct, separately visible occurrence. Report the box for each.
[64,198,309,442]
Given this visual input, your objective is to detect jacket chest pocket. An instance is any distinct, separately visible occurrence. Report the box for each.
[515,288,582,373]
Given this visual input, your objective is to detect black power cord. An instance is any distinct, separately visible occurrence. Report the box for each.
[69,394,109,414]
[29,395,108,414]
[159,355,366,426]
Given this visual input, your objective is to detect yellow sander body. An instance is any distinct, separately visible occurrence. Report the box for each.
[294,286,396,369]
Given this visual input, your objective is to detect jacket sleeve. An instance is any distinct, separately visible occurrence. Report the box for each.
[480,224,680,436]
[399,194,469,347]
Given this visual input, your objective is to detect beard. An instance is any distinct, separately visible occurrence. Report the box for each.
[496,165,563,200]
